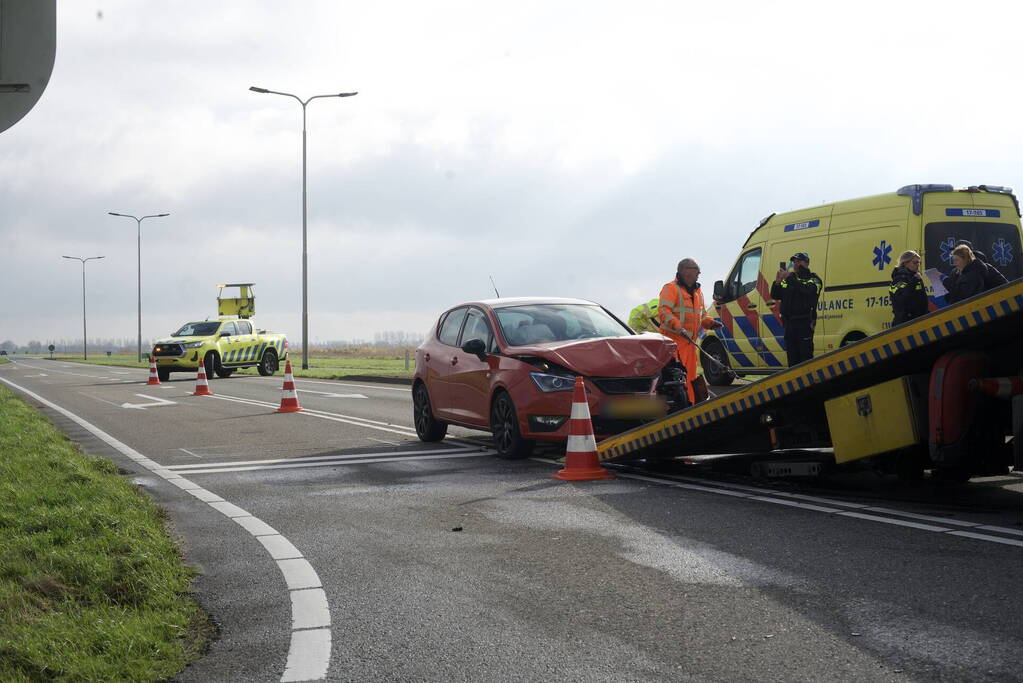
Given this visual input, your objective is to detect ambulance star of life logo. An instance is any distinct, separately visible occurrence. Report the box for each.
[992,238,1014,267]
[872,240,892,271]
[939,237,957,265]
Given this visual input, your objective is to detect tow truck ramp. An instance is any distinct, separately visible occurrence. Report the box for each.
[599,279,1023,480]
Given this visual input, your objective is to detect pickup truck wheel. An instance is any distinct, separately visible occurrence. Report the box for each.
[491,392,533,459]
[413,383,447,442]
[258,349,278,376]
[203,352,218,379]
[157,368,170,382]
[216,367,235,378]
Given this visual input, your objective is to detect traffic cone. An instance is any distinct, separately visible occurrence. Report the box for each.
[192,354,213,396]
[146,359,161,385]
[276,359,303,413]
[970,376,1023,399]
[552,376,615,481]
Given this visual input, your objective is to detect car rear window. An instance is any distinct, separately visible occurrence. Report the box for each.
[438,307,468,346]
[496,304,630,345]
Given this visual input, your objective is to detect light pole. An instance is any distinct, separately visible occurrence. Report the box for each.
[108,212,170,363]
[62,255,104,360]
[249,85,358,370]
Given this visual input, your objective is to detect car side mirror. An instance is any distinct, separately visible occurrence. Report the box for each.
[461,338,488,361]
[713,280,725,301]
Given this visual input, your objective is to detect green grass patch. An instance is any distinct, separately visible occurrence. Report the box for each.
[0,385,212,681]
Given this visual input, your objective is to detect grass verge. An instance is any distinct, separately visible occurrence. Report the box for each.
[0,384,212,681]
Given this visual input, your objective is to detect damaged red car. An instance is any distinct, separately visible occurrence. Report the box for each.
[412,297,685,458]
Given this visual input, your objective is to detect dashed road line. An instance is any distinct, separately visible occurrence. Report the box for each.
[0,377,333,682]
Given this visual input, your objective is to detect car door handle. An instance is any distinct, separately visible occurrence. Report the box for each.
[765,301,777,306]
[746,304,757,309]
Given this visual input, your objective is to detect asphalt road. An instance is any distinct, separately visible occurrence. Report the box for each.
[3,358,1023,682]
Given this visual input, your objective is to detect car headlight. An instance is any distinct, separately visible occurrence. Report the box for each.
[529,372,577,392]
[182,341,204,348]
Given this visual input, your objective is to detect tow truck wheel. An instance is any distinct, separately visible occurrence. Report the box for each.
[413,383,447,442]
[258,349,278,376]
[491,391,534,459]
[702,338,734,387]
[157,368,170,382]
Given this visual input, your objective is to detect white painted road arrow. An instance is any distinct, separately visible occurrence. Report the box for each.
[120,393,178,410]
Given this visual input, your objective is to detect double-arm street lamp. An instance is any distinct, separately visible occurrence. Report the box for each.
[62,255,104,360]
[249,85,358,370]
[108,212,170,363]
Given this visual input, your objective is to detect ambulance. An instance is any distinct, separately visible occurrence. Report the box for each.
[703,184,1023,385]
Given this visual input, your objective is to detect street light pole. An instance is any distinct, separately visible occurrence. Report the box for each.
[108,212,170,363]
[249,85,358,370]
[62,255,104,360]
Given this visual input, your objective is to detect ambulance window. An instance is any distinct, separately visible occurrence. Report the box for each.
[219,322,237,336]
[729,248,762,299]
[923,222,1022,282]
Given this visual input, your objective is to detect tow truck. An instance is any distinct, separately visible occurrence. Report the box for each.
[598,277,1023,483]
[151,284,289,382]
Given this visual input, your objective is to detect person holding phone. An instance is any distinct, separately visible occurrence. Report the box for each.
[770,252,822,366]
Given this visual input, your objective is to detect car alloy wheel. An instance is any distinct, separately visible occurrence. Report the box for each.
[491,392,533,459]
[413,383,447,442]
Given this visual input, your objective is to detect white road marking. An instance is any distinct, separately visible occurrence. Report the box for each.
[164,446,476,470]
[0,377,334,681]
[282,629,331,683]
[180,448,203,458]
[590,469,1023,550]
[290,588,331,630]
[211,393,421,438]
[298,388,368,399]
[367,437,401,446]
[171,451,489,475]
[277,558,322,590]
[121,393,177,410]
[258,535,304,560]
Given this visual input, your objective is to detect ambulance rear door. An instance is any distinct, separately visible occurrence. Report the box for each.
[921,193,1023,290]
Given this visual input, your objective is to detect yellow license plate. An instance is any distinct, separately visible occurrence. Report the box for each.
[603,396,665,419]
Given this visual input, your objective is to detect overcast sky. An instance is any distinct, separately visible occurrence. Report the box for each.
[3,0,1022,347]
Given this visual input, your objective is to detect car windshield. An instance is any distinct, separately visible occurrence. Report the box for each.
[495,304,631,345]
[172,322,222,337]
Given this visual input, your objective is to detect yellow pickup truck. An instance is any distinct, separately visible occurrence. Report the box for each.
[151,284,289,381]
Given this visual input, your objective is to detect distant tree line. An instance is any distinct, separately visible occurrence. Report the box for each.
[0,338,150,354]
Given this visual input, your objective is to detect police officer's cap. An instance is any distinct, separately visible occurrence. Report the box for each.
[790,252,810,263]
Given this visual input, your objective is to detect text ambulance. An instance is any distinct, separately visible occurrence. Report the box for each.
[702,184,1023,385]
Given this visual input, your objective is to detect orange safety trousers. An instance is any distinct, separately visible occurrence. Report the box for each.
[658,281,714,403]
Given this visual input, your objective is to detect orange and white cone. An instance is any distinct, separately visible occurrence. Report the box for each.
[276,359,302,413]
[970,376,1023,399]
[192,354,213,396]
[552,376,615,481]
[146,359,161,385]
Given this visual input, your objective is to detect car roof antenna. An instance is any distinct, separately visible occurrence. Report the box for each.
[489,275,501,298]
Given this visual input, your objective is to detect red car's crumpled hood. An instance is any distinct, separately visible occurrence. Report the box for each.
[506,335,676,377]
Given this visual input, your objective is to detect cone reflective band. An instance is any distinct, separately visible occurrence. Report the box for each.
[192,354,213,396]
[276,359,302,413]
[147,359,161,385]
[971,376,1023,399]
[552,376,614,481]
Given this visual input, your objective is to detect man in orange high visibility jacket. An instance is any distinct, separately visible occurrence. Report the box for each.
[659,258,723,403]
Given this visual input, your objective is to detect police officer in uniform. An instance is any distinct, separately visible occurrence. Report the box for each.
[770,252,822,366]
